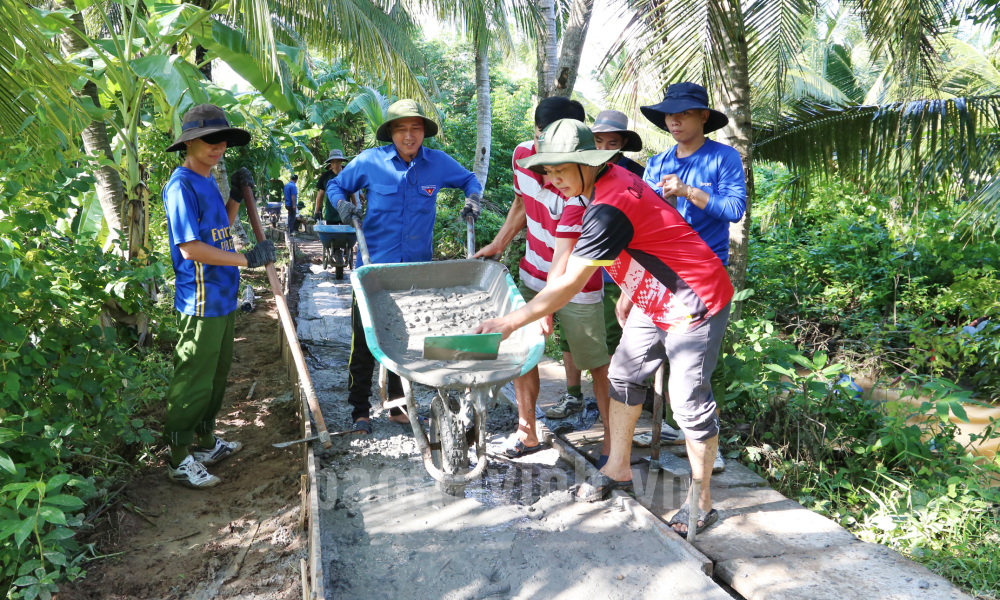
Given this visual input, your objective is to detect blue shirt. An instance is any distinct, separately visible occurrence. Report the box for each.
[162,167,239,317]
[643,139,746,265]
[327,144,481,266]
[283,181,298,208]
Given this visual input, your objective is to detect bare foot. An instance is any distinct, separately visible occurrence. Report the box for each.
[387,413,409,424]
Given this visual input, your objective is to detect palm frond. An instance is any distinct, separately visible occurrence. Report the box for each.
[268,0,437,116]
[847,0,953,99]
[754,95,1000,202]
[0,1,83,138]
[745,0,814,132]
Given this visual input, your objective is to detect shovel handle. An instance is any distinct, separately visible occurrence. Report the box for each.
[353,217,371,266]
[466,216,476,259]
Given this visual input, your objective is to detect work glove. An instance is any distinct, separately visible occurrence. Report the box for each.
[313,210,322,221]
[244,240,276,269]
[228,167,256,203]
[336,199,364,226]
[460,192,482,221]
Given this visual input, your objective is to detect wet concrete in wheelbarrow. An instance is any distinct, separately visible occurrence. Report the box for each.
[295,263,732,600]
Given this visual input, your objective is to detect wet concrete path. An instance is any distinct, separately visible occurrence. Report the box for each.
[294,260,733,600]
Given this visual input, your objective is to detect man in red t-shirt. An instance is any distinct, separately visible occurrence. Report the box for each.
[475,98,612,463]
[476,119,734,538]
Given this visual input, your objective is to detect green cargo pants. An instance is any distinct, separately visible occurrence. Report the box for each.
[163,311,236,447]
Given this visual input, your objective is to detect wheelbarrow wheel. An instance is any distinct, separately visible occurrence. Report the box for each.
[334,247,344,279]
[430,393,468,475]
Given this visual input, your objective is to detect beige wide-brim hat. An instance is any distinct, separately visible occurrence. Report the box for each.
[516,119,619,174]
[165,104,251,152]
[323,149,354,164]
[374,100,439,143]
[591,109,643,152]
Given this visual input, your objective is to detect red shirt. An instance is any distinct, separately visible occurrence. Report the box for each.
[513,141,604,304]
[571,164,733,332]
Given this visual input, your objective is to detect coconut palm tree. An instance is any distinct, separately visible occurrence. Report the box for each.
[603,0,1000,316]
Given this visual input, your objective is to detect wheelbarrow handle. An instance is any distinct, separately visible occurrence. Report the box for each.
[466,216,476,260]
[352,217,371,266]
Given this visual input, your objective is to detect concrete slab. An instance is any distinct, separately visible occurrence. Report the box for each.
[295,265,353,346]
[717,542,975,600]
[655,453,767,488]
[693,504,860,564]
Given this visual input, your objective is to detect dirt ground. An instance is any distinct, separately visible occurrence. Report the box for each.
[59,267,310,600]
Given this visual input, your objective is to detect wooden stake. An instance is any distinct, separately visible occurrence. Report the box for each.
[300,558,310,600]
[241,185,332,448]
[298,474,309,531]
[687,478,701,544]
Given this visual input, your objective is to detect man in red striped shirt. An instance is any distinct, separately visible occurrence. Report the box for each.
[475,98,612,461]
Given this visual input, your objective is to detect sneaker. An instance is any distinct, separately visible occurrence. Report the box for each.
[544,394,584,419]
[632,421,685,447]
[713,449,725,474]
[191,437,243,466]
[167,455,221,489]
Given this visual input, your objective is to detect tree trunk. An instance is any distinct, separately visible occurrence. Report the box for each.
[551,0,594,98]
[57,0,125,249]
[536,0,558,98]
[474,44,492,188]
[709,0,753,321]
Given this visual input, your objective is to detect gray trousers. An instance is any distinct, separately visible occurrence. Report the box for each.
[608,304,731,442]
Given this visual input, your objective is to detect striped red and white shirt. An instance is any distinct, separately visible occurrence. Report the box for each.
[513,141,604,304]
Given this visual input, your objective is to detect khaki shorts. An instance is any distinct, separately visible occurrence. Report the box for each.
[519,282,609,371]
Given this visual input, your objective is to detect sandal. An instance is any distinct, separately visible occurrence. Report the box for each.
[350,419,372,435]
[501,437,544,459]
[668,503,720,539]
[574,472,633,502]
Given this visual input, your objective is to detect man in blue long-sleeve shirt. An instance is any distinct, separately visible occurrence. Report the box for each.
[638,81,747,486]
[327,99,483,434]
[641,82,746,264]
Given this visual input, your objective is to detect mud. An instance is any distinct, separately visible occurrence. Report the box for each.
[300,260,731,600]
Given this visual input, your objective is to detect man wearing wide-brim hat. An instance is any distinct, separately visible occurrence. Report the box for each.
[326,99,483,435]
[313,148,355,224]
[640,81,747,479]
[161,104,277,488]
[475,119,733,540]
[590,109,646,178]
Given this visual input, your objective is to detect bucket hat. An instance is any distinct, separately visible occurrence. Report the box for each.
[516,119,619,174]
[165,104,251,152]
[322,149,353,164]
[375,99,439,143]
[640,82,729,134]
[591,110,643,152]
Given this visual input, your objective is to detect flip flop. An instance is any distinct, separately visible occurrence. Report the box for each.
[667,503,720,539]
[501,438,544,459]
[574,472,633,503]
[350,419,372,435]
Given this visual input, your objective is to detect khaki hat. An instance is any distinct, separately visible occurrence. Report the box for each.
[516,119,619,174]
[591,110,643,152]
[323,149,353,164]
[375,100,439,143]
[165,104,250,152]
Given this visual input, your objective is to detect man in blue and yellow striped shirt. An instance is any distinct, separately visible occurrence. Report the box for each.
[162,104,276,489]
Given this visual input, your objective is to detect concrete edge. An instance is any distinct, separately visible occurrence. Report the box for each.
[279,241,327,600]
[537,420,715,577]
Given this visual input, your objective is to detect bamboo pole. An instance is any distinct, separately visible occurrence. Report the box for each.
[241,184,332,448]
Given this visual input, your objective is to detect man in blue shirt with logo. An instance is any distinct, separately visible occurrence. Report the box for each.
[284,175,299,233]
[328,99,482,434]
[640,81,747,485]
[162,104,276,488]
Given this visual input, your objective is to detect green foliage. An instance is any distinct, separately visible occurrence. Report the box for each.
[747,167,1000,389]
[718,319,1000,596]
[0,140,170,595]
